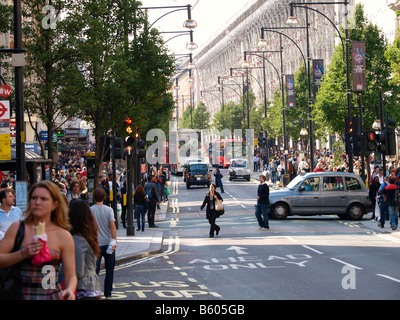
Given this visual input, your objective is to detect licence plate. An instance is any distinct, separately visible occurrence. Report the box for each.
[195,175,202,177]
[197,177,201,180]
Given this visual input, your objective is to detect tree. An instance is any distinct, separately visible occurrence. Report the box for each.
[212,100,243,132]
[385,11,400,89]
[313,3,400,139]
[192,102,211,129]
[180,104,193,129]
[179,102,210,129]
[20,0,80,165]
[60,0,175,186]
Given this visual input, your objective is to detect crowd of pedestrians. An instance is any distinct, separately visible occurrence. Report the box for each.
[0,146,170,300]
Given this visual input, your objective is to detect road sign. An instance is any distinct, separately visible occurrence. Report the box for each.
[124,145,134,156]
[0,101,10,136]
[0,85,12,98]
[0,134,11,160]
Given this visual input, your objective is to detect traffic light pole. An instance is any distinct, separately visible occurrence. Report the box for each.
[111,131,118,229]
[379,89,386,173]
[358,94,366,182]
[126,153,134,236]
[133,138,139,192]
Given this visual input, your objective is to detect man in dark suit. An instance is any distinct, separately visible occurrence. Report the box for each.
[256,175,270,230]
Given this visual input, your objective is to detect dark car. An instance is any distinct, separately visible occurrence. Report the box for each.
[183,158,202,182]
[186,162,211,189]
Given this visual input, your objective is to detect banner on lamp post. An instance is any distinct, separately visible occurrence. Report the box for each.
[312,59,324,98]
[352,41,366,91]
[285,74,296,108]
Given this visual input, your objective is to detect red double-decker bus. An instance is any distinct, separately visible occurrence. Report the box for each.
[208,139,246,168]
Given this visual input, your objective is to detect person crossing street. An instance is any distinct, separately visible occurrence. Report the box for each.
[255,175,270,231]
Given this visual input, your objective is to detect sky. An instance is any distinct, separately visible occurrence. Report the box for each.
[139,0,255,55]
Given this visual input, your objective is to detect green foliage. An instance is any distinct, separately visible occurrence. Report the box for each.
[385,25,400,87]
[180,101,211,129]
[212,100,244,132]
[313,3,400,139]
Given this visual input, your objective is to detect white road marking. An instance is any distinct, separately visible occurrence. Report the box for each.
[330,258,363,270]
[376,274,400,283]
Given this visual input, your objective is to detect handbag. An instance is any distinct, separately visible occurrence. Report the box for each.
[0,221,25,300]
[375,201,381,220]
[166,186,170,196]
[215,198,224,212]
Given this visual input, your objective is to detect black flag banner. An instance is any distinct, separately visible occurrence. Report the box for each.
[352,41,367,91]
[285,74,296,108]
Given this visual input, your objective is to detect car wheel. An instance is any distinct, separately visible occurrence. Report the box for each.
[271,203,289,220]
[346,203,365,220]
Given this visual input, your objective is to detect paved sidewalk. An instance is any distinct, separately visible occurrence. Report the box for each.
[109,201,168,266]
[360,217,400,239]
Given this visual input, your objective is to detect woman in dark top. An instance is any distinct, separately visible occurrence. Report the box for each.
[199,184,224,238]
[120,180,127,228]
[134,185,146,232]
[214,168,224,193]
[369,176,381,221]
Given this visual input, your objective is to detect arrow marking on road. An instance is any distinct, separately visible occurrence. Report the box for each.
[226,246,248,255]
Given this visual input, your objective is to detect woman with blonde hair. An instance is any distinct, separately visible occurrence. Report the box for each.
[0,180,77,300]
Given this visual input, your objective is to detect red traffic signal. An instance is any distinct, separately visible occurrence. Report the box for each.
[126,117,133,124]
[365,130,377,153]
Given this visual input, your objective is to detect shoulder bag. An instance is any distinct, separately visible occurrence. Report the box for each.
[215,196,224,215]
[0,221,25,300]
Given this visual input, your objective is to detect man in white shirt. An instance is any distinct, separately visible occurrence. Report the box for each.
[0,190,23,239]
[91,188,117,299]
[298,158,307,174]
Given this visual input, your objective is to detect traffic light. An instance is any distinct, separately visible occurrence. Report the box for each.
[386,116,396,156]
[364,130,377,153]
[346,116,359,156]
[137,139,146,158]
[345,116,353,155]
[258,132,263,147]
[376,131,386,154]
[376,115,397,155]
[114,137,124,160]
[125,117,133,135]
[124,117,135,156]
[355,132,363,156]
[386,127,396,155]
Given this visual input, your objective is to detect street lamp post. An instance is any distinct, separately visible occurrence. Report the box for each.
[140,4,197,29]
[258,29,309,173]
[242,50,282,169]
[230,66,266,130]
[287,0,352,171]
[259,26,312,172]
[243,50,281,118]
[0,0,27,181]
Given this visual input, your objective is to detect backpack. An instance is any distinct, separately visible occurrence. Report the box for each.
[145,183,153,201]
[394,187,400,206]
